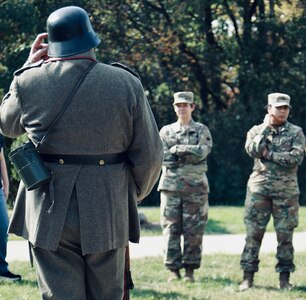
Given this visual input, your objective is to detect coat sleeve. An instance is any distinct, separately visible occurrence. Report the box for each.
[0,77,26,138]
[159,126,181,169]
[245,124,271,159]
[126,83,163,202]
[272,128,305,168]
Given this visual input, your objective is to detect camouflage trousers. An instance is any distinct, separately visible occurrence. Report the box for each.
[160,190,209,270]
[240,189,299,273]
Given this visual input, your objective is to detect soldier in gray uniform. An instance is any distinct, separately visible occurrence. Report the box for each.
[0,6,163,300]
[239,93,305,291]
[158,91,212,282]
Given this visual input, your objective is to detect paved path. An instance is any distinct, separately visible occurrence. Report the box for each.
[7,231,306,262]
[130,231,306,258]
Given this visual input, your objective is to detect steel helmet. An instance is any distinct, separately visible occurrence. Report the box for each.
[47,6,101,57]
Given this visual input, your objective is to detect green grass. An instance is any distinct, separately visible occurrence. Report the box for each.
[129,253,306,300]
[9,205,244,240]
[2,254,306,299]
[0,261,39,300]
[4,205,306,299]
[138,205,306,236]
[8,205,306,241]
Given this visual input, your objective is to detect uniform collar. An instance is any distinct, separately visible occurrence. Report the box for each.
[269,121,289,134]
[280,121,290,132]
[45,56,97,63]
[172,119,195,133]
[45,51,97,63]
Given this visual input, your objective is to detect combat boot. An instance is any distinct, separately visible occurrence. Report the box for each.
[279,272,292,290]
[238,271,254,291]
[168,269,181,282]
[184,267,195,283]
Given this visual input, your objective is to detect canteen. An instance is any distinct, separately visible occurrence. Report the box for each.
[9,141,52,191]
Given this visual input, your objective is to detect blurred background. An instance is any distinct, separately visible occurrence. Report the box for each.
[1,0,306,206]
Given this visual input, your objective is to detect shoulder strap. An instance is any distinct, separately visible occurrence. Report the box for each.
[110,62,140,79]
[36,61,97,150]
[14,60,44,76]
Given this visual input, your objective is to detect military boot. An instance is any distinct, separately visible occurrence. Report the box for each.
[168,269,181,282]
[184,267,195,283]
[238,271,254,291]
[279,272,292,290]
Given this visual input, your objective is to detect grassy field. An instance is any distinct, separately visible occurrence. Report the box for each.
[130,254,306,300]
[4,205,306,299]
[9,205,306,240]
[2,254,306,300]
[138,205,306,236]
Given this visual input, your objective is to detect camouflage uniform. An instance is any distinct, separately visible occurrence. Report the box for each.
[158,119,212,270]
[240,120,305,273]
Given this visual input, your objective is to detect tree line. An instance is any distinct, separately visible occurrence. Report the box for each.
[1,0,306,205]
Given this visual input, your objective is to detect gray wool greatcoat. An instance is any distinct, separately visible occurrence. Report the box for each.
[0,58,163,255]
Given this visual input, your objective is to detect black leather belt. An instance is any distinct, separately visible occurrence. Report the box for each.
[40,153,126,166]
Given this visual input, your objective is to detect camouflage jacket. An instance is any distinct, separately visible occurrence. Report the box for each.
[246,121,305,196]
[157,119,212,193]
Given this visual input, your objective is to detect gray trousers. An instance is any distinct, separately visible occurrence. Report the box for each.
[31,188,125,300]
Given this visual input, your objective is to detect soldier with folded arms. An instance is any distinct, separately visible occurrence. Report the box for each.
[158,91,212,283]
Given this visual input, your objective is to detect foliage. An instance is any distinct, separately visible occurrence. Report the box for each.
[1,1,306,205]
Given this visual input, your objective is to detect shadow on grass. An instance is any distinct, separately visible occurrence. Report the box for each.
[141,219,231,235]
[200,275,235,286]
[292,286,306,292]
[18,279,38,288]
[228,283,306,293]
[0,279,38,288]
[131,288,182,299]
[251,285,280,291]
[205,219,231,234]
